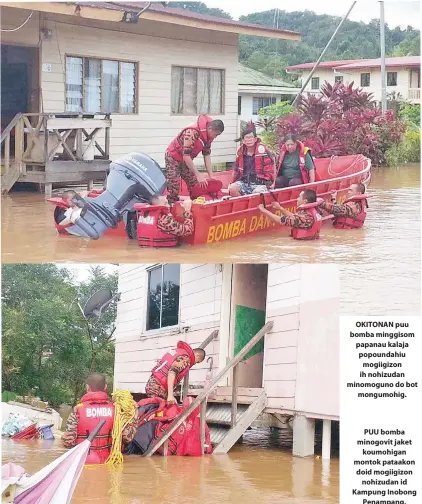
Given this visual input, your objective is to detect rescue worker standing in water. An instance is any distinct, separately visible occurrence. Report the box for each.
[258,189,322,240]
[319,183,369,229]
[62,373,138,464]
[145,342,206,404]
[165,115,225,205]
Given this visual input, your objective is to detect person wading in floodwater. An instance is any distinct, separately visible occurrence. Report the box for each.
[258,189,322,240]
[145,342,205,404]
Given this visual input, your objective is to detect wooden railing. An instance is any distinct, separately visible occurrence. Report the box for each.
[1,112,112,193]
[408,88,421,101]
[143,321,274,457]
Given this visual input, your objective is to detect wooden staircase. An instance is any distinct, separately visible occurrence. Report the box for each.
[143,322,273,456]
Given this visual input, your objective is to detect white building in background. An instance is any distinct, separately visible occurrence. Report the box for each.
[286,56,420,104]
[113,263,340,456]
[238,64,298,132]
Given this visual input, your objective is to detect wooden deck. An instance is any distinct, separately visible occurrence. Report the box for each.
[1,112,112,196]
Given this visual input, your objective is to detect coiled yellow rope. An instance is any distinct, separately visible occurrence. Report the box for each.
[105,389,137,466]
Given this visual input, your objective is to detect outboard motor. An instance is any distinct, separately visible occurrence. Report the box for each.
[64,153,167,239]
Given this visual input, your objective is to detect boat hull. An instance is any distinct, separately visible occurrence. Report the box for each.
[183,154,371,245]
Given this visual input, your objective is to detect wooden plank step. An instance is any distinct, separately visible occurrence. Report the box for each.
[206,403,249,425]
[1,164,21,194]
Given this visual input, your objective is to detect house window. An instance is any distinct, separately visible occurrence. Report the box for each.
[146,264,180,331]
[335,76,343,83]
[252,96,276,115]
[311,77,320,90]
[361,73,370,87]
[238,96,242,115]
[65,56,137,114]
[387,72,398,86]
[171,66,224,115]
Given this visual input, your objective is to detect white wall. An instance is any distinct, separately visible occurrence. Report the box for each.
[263,264,339,418]
[299,66,417,102]
[1,7,239,167]
[114,264,222,393]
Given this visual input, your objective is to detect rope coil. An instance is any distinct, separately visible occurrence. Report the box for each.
[105,389,137,465]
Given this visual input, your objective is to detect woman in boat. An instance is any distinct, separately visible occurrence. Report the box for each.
[229,122,275,196]
[275,134,315,188]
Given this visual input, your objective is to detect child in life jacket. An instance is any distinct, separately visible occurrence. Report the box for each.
[55,190,84,226]
[145,343,206,404]
[319,183,369,229]
[258,189,322,240]
[62,373,138,464]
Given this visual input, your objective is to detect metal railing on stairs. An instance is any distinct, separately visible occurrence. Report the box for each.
[143,321,274,457]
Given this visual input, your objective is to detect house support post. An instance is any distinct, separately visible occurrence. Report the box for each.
[292,415,315,457]
[322,419,332,460]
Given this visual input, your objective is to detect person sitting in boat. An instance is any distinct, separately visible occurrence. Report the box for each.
[319,183,370,229]
[228,122,275,196]
[258,189,322,240]
[145,342,206,404]
[275,134,315,188]
[62,373,138,464]
[165,115,225,205]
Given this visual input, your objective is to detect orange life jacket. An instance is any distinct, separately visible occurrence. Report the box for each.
[278,141,313,184]
[291,200,322,240]
[167,115,213,162]
[333,194,370,229]
[236,139,274,182]
[76,391,115,465]
[151,341,196,390]
[135,204,179,247]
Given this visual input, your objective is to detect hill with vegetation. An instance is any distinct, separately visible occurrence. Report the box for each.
[168,3,420,82]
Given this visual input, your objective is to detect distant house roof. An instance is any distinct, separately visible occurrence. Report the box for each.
[239,65,296,88]
[287,56,420,72]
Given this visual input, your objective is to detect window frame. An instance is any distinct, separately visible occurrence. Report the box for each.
[311,77,320,90]
[65,54,138,115]
[334,75,344,84]
[143,264,181,335]
[170,64,225,116]
[252,96,277,115]
[360,72,371,87]
[387,71,398,87]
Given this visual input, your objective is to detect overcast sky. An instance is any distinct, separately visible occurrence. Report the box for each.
[58,264,119,282]
[204,0,421,29]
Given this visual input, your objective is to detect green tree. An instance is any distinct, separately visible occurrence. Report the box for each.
[1,264,118,407]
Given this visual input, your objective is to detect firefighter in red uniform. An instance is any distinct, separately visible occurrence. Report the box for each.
[62,373,137,464]
[229,122,275,196]
[258,189,322,240]
[145,342,206,404]
[319,183,370,229]
[165,115,224,204]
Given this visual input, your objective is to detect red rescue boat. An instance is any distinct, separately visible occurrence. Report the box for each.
[47,154,371,245]
[185,153,371,245]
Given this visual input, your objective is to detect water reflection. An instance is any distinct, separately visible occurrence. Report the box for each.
[1,427,340,504]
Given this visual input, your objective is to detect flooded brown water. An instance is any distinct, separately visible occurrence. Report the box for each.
[1,164,420,315]
[2,427,339,503]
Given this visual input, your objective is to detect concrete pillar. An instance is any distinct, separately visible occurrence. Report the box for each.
[322,419,332,460]
[44,182,52,198]
[292,415,315,457]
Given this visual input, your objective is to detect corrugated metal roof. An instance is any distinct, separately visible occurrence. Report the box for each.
[287,56,421,71]
[239,64,295,88]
